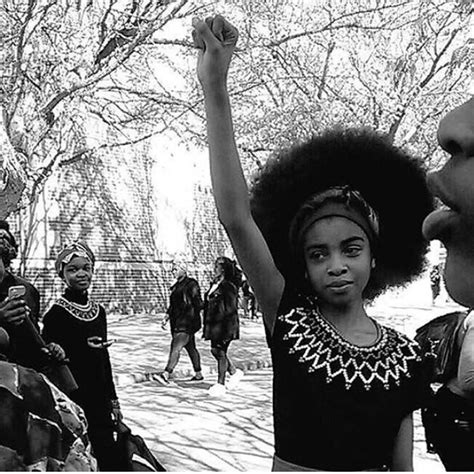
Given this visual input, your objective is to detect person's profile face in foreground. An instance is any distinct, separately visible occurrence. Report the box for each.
[423,97,474,307]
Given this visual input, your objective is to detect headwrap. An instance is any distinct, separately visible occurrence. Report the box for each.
[289,186,379,253]
[55,241,95,276]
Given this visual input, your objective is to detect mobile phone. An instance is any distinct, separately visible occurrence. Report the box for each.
[102,338,117,347]
[8,285,26,299]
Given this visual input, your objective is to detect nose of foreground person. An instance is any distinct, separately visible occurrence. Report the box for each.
[437,98,474,158]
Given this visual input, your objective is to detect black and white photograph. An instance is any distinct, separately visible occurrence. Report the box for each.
[0,0,472,471]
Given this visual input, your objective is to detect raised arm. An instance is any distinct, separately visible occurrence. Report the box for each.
[193,16,284,332]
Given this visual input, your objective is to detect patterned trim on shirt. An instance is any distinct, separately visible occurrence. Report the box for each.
[55,297,100,322]
[279,304,421,390]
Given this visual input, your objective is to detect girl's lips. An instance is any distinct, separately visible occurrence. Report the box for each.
[422,207,460,241]
[327,282,353,292]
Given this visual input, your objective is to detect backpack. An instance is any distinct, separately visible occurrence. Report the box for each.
[414,311,468,384]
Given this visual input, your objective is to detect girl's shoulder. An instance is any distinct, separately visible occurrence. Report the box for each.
[377,322,421,353]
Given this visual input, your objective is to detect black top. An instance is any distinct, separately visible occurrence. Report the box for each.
[42,288,117,414]
[167,277,202,334]
[203,280,239,342]
[0,272,46,370]
[267,285,429,471]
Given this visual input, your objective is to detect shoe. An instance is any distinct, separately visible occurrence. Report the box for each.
[227,369,244,390]
[189,375,204,382]
[208,383,226,397]
[152,372,170,385]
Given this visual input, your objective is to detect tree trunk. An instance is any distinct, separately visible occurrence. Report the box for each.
[0,109,27,218]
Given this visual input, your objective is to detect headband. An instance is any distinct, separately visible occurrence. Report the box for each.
[289,186,379,253]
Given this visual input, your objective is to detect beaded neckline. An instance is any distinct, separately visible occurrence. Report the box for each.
[279,302,420,390]
[304,295,384,350]
[56,296,100,322]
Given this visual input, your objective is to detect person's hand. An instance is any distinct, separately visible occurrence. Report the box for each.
[192,15,238,92]
[0,297,27,326]
[111,399,123,425]
[112,407,123,424]
[42,342,67,362]
[87,335,105,349]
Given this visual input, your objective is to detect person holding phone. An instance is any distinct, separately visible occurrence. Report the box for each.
[0,220,62,369]
[42,241,122,471]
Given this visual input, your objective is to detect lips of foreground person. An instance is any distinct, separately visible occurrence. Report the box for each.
[422,206,460,242]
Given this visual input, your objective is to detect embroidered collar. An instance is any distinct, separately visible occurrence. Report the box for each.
[56,296,100,321]
[279,304,420,390]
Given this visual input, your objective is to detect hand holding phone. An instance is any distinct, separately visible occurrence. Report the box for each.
[87,336,116,349]
[8,285,26,300]
[0,286,27,326]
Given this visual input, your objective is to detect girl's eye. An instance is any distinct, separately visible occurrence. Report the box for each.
[345,246,362,256]
[309,251,326,261]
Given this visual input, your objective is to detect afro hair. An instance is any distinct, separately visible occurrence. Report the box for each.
[249,127,434,301]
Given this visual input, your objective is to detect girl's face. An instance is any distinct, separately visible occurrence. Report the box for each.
[214,262,225,278]
[303,216,372,308]
[62,256,93,291]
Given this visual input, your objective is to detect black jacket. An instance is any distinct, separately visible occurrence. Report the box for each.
[167,276,202,334]
[203,280,239,342]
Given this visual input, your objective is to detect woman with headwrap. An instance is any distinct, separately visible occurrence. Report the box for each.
[42,241,122,471]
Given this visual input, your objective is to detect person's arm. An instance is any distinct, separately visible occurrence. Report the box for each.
[193,16,284,333]
[458,315,474,392]
[390,414,414,471]
[191,280,203,312]
[101,308,121,422]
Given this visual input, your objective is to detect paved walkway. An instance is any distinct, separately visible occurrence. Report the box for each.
[108,315,271,386]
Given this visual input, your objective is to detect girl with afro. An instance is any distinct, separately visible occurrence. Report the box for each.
[193,15,434,471]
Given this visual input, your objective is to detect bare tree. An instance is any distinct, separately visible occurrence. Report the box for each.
[179,0,470,171]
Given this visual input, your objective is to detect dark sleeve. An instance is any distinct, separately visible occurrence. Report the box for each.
[457,321,474,393]
[42,306,69,349]
[221,282,238,318]
[190,280,203,311]
[27,284,41,327]
[402,344,434,416]
[101,308,118,402]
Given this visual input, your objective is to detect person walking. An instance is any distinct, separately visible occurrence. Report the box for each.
[155,263,204,385]
[203,257,244,396]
